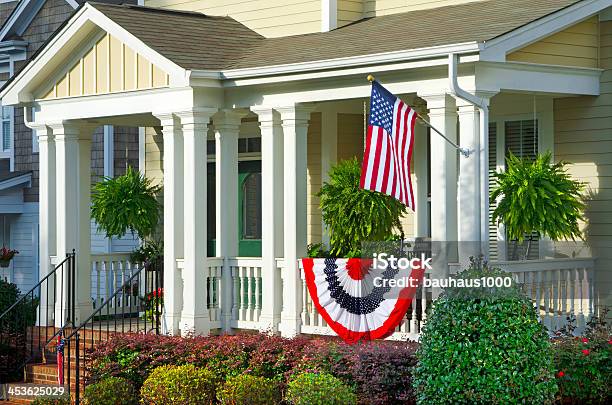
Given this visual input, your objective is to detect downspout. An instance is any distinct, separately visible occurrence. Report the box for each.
[448,53,490,256]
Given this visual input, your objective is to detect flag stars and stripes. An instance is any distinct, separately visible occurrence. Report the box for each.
[360,81,416,211]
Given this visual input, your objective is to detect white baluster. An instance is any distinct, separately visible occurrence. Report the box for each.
[232,266,239,322]
[255,267,262,322]
[240,267,248,321]
[301,275,308,327]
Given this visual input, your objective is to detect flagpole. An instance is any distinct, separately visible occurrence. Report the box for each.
[366,75,472,158]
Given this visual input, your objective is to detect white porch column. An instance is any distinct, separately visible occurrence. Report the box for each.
[420,94,458,243]
[36,125,56,325]
[278,106,311,337]
[413,103,429,238]
[457,102,481,262]
[252,107,284,333]
[213,109,245,333]
[320,107,337,246]
[179,109,217,335]
[419,94,457,294]
[52,122,94,326]
[154,113,183,335]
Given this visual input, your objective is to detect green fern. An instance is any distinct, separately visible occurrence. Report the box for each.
[317,158,406,257]
[490,151,585,247]
[91,167,161,240]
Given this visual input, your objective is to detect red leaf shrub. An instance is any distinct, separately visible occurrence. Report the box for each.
[87,333,418,404]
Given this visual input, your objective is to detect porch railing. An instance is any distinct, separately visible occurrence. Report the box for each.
[91,254,141,317]
[88,255,595,340]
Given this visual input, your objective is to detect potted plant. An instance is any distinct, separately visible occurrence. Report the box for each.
[316,158,406,257]
[490,151,585,260]
[0,246,18,268]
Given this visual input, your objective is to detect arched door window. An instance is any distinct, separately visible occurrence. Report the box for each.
[241,172,262,240]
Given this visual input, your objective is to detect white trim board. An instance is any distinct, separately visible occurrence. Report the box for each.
[0,0,78,43]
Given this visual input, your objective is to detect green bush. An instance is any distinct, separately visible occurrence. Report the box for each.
[317,158,406,257]
[413,258,558,404]
[140,364,217,405]
[217,374,280,404]
[31,396,71,405]
[286,372,357,405]
[83,376,138,405]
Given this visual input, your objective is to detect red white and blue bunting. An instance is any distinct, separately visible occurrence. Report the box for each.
[301,258,425,344]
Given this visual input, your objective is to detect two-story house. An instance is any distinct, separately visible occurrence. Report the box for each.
[0,0,610,340]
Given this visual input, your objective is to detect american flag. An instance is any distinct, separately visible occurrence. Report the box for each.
[360,81,417,210]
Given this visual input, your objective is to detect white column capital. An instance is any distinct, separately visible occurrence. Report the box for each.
[418,93,456,115]
[176,108,217,131]
[277,105,313,126]
[457,103,479,114]
[47,121,97,140]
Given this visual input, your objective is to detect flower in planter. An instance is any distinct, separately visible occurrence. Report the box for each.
[142,287,163,322]
[581,349,590,356]
[0,246,18,267]
[581,337,589,344]
[557,371,565,378]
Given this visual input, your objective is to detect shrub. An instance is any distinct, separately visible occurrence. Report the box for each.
[31,396,71,405]
[217,373,280,404]
[413,258,558,404]
[299,340,417,404]
[83,376,138,405]
[286,372,357,405]
[140,364,217,405]
[552,309,611,403]
[317,158,406,257]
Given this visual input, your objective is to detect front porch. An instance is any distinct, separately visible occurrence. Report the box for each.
[1,2,607,340]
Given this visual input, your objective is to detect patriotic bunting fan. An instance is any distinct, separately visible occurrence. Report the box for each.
[301,258,424,344]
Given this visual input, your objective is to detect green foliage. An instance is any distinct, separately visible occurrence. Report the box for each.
[31,396,71,405]
[413,258,558,405]
[307,243,331,258]
[553,308,612,403]
[286,372,357,405]
[0,279,20,315]
[317,158,406,257]
[83,376,138,405]
[217,374,280,405]
[140,364,218,405]
[490,151,585,243]
[91,167,161,240]
[130,240,163,263]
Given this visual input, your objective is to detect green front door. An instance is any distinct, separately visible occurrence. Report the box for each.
[207,161,262,257]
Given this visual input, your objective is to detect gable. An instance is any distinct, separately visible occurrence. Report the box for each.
[35,32,169,100]
[507,17,600,68]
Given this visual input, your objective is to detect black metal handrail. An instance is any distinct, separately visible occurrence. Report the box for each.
[63,258,162,404]
[0,251,75,384]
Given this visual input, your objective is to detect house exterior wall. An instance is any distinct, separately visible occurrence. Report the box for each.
[307,112,322,245]
[337,0,363,27]
[144,0,322,37]
[37,33,169,100]
[553,18,612,306]
[363,0,484,17]
[508,17,600,69]
[0,1,19,25]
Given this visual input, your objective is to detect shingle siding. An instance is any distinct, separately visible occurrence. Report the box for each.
[0,1,19,26]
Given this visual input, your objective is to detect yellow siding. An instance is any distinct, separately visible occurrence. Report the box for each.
[307,113,322,244]
[363,0,484,17]
[553,20,612,306]
[145,0,322,37]
[508,17,600,68]
[36,33,169,100]
[338,0,364,27]
[335,113,414,237]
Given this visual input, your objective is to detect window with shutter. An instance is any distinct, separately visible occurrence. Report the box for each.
[488,122,498,260]
[504,119,539,260]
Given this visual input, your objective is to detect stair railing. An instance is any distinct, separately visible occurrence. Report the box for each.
[0,251,76,383]
[63,258,162,404]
